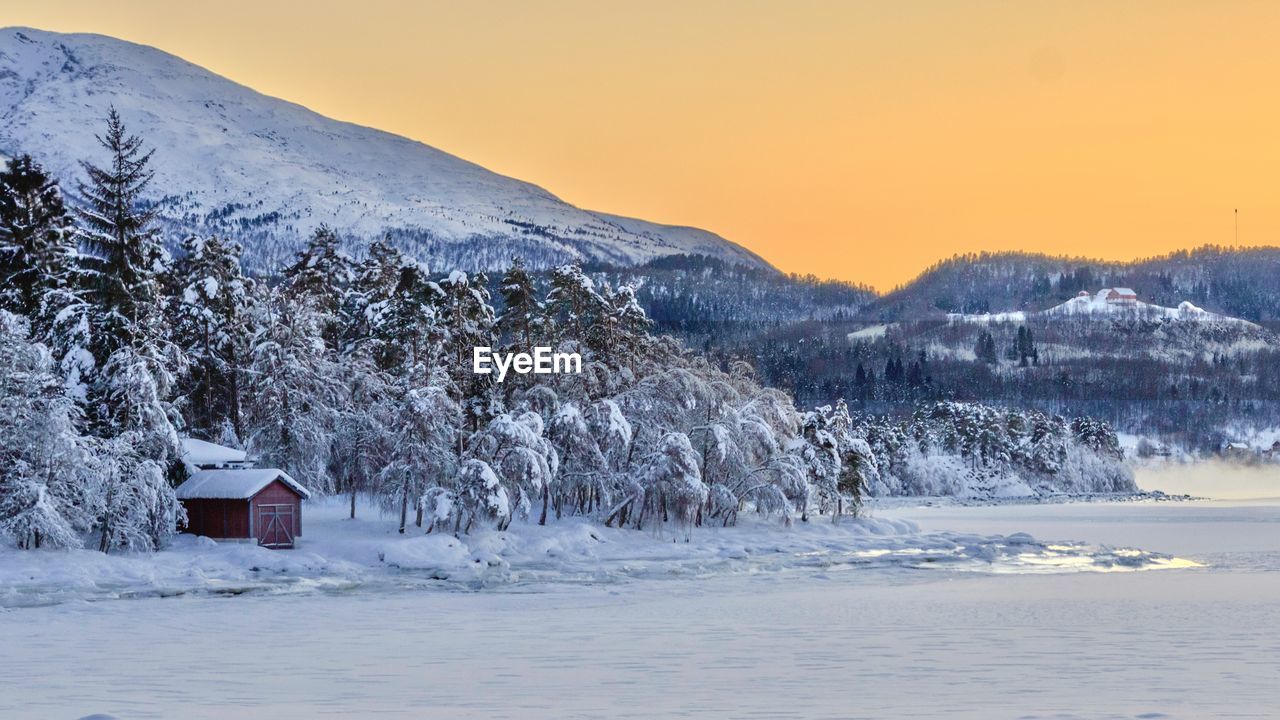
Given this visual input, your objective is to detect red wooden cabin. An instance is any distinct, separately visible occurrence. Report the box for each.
[175,440,311,549]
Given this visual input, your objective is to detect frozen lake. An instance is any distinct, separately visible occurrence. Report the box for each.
[3,496,1278,719]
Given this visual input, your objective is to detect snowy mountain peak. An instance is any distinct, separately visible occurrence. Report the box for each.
[0,27,769,273]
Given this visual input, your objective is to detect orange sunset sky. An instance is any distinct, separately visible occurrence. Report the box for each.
[6,0,1279,289]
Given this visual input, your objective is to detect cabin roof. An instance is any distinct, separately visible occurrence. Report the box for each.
[176,468,312,500]
[1110,287,1136,296]
[181,438,249,467]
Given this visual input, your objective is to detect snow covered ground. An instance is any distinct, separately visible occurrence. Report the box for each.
[3,467,1278,719]
[0,499,1190,608]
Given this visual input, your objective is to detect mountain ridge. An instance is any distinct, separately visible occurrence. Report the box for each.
[0,27,770,273]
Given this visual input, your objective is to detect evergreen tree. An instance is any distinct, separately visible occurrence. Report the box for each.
[364,255,440,374]
[974,331,998,365]
[168,236,254,436]
[72,109,185,550]
[345,238,409,360]
[1016,325,1038,367]
[545,264,607,346]
[438,270,498,433]
[603,284,653,362]
[281,225,355,350]
[76,107,164,359]
[0,154,77,322]
[497,257,542,349]
[242,294,345,495]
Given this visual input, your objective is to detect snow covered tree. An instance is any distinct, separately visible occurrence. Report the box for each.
[822,399,877,518]
[544,264,606,347]
[242,294,344,494]
[547,402,608,521]
[281,225,355,350]
[466,411,558,525]
[1070,416,1123,459]
[168,235,254,436]
[329,368,391,519]
[0,154,77,322]
[67,109,188,551]
[497,257,543,349]
[376,381,458,533]
[93,432,182,553]
[635,432,707,531]
[92,344,185,552]
[438,270,498,433]
[0,312,97,549]
[76,107,165,359]
[453,458,511,533]
[365,260,441,375]
[343,238,408,360]
[793,411,842,521]
[601,284,653,362]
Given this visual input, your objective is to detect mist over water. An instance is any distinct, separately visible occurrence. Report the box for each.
[1135,460,1280,500]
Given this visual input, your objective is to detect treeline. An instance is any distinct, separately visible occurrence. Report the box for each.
[0,109,880,551]
[857,402,1134,497]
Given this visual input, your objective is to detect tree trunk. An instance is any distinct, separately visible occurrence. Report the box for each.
[539,484,550,526]
[350,487,357,519]
[398,481,409,534]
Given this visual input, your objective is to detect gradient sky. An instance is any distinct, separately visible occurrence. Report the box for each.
[6,1,1279,289]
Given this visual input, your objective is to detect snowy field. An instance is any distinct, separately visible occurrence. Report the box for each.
[2,467,1279,719]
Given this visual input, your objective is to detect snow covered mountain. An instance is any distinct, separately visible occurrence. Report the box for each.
[0,27,769,273]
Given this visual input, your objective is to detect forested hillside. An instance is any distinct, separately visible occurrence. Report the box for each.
[607,252,1280,454]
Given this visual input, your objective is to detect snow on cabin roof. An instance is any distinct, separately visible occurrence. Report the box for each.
[176,468,312,500]
[181,438,248,467]
[1110,287,1137,296]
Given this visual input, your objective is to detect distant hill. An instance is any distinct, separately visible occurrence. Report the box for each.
[864,246,1280,324]
[620,251,1280,454]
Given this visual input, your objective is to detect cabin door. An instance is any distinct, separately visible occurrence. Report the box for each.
[256,504,295,549]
